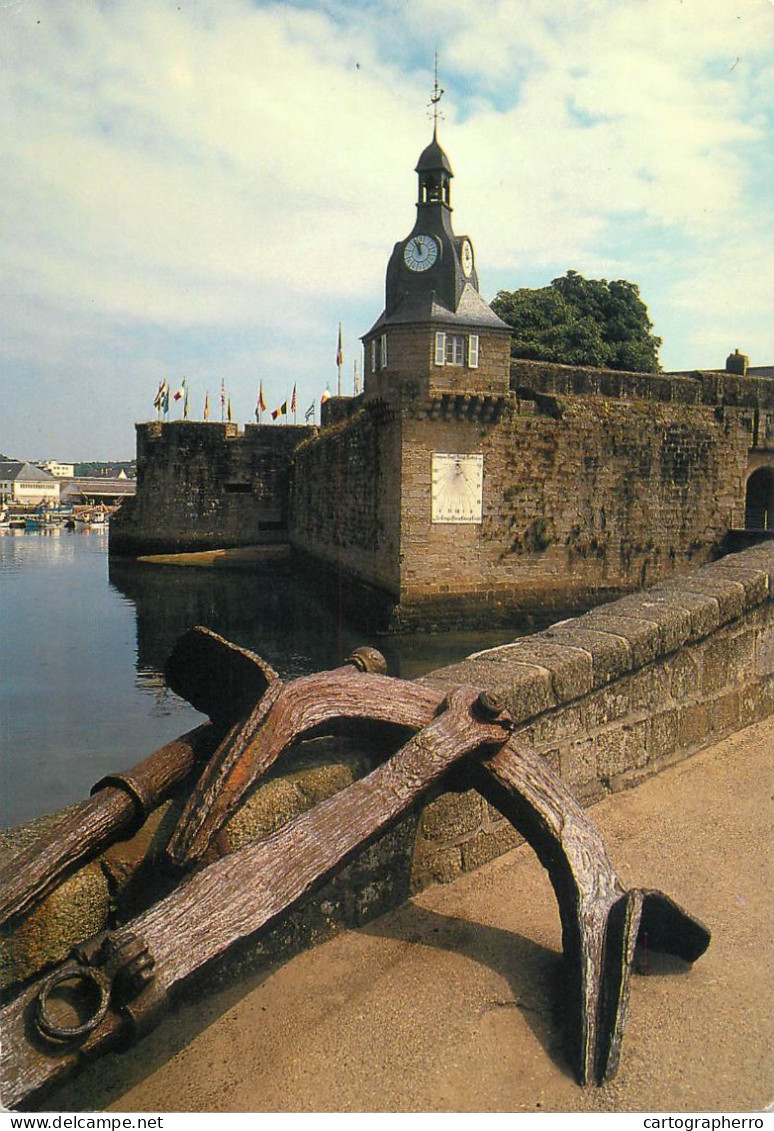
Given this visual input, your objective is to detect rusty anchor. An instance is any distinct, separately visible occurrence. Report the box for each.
[0,627,711,1108]
[162,628,710,1087]
[1,684,513,1108]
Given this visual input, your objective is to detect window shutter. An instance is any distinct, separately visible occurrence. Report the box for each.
[435,331,446,365]
[380,333,388,368]
[468,334,479,368]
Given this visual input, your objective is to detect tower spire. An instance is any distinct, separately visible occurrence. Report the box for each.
[428,50,444,137]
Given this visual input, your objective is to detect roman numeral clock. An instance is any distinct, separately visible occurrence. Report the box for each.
[431,453,484,523]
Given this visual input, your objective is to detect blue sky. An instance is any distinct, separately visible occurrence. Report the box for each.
[1,0,772,461]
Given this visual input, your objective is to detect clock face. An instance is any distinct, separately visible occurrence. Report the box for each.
[404,234,439,273]
[460,239,474,277]
[431,453,484,524]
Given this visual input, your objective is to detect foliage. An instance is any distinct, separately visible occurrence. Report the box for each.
[74,461,137,478]
[491,270,662,373]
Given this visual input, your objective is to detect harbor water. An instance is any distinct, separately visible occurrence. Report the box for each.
[1,527,550,830]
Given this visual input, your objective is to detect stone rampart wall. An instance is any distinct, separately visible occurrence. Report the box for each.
[395,394,753,623]
[2,544,772,993]
[289,363,772,625]
[110,422,309,556]
[511,358,774,411]
[289,402,403,596]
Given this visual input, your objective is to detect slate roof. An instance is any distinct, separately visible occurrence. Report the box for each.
[0,460,56,483]
[415,133,454,176]
[365,284,509,337]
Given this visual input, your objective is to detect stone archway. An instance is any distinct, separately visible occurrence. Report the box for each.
[745,466,774,530]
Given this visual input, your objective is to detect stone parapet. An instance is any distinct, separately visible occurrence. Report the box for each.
[512,358,774,410]
[2,544,772,995]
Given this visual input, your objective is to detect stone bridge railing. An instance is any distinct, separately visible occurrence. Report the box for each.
[2,542,772,994]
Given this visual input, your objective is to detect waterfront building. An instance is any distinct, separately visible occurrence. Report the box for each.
[0,461,60,507]
[37,460,75,478]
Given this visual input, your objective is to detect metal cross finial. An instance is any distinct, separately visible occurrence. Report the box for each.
[428,49,444,133]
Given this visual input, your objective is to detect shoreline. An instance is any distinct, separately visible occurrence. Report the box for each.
[136,544,291,568]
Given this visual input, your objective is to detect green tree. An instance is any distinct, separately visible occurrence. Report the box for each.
[491,270,662,373]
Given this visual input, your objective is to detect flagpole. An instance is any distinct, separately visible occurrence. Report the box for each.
[336,323,343,397]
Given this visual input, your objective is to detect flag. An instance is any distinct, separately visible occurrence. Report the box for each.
[162,384,170,414]
[291,384,297,414]
[153,379,166,412]
[336,323,343,367]
[204,392,210,421]
[255,380,267,422]
[320,384,331,405]
[305,402,315,423]
[227,397,233,423]
[220,378,226,420]
[271,401,287,421]
[174,377,188,415]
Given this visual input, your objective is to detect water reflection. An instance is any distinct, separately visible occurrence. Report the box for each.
[108,557,364,683]
[3,532,555,828]
[107,557,552,684]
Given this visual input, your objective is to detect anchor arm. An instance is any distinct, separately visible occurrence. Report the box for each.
[164,631,710,1086]
[0,687,512,1110]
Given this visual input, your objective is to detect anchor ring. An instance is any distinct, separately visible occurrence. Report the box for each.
[35,963,111,1042]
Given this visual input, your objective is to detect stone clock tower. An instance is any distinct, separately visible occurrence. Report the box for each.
[293,112,518,623]
[362,124,511,404]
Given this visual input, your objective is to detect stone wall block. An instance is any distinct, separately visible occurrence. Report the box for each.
[603,597,693,653]
[541,625,634,686]
[578,613,661,667]
[733,543,774,588]
[0,863,110,989]
[702,561,769,609]
[222,777,316,855]
[739,683,765,728]
[478,640,594,702]
[754,613,774,677]
[677,700,711,751]
[708,688,741,737]
[560,736,597,793]
[594,728,630,779]
[461,824,525,872]
[647,590,722,641]
[410,842,463,891]
[627,663,672,712]
[652,575,745,624]
[648,707,680,763]
[421,658,558,721]
[622,718,652,769]
[418,790,484,843]
[667,650,703,702]
[701,629,756,696]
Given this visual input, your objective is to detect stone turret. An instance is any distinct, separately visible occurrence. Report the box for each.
[726,348,749,376]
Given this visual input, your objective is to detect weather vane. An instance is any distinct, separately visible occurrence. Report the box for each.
[428,49,444,131]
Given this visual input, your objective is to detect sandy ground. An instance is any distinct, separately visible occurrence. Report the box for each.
[45,716,774,1114]
[137,545,289,567]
